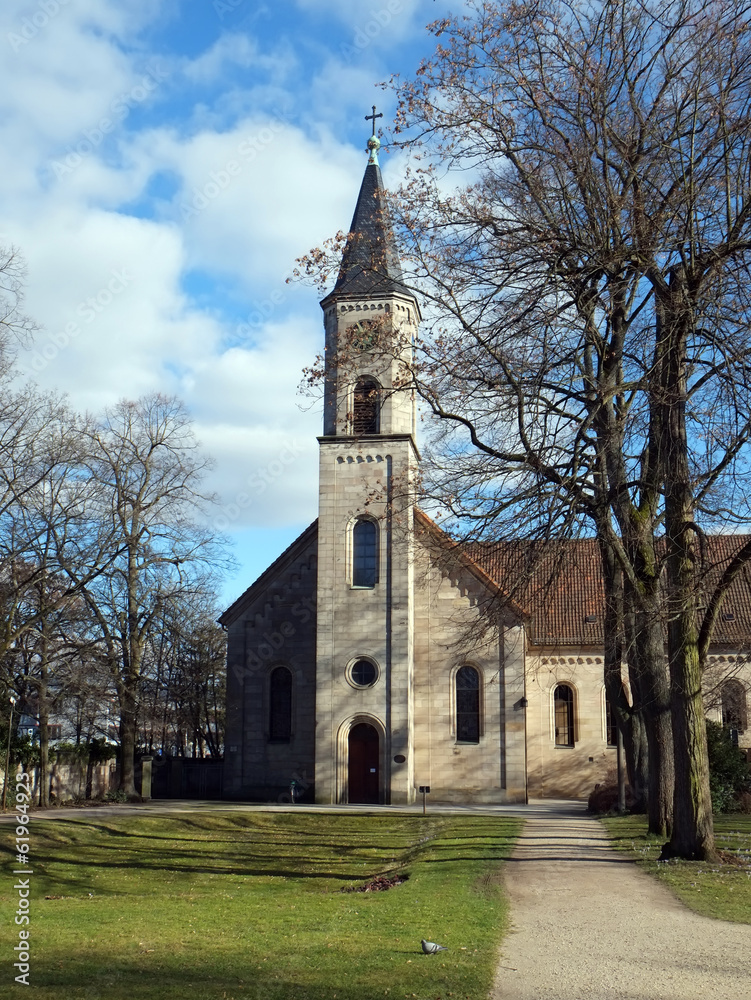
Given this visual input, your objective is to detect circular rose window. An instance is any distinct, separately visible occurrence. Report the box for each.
[350,659,377,687]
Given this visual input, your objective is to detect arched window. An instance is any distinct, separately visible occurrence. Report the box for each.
[353,377,380,434]
[722,680,747,735]
[456,666,480,743]
[352,518,378,588]
[554,684,575,747]
[269,666,292,742]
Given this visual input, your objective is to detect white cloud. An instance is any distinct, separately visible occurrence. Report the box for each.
[0,0,440,577]
[294,0,422,42]
[185,31,295,85]
[189,315,322,529]
[17,209,211,406]
[114,118,364,290]
[16,202,322,528]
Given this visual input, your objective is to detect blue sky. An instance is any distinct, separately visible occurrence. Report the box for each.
[0,0,455,607]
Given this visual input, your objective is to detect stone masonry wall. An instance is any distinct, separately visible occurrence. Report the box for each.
[224,533,318,801]
[411,532,527,804]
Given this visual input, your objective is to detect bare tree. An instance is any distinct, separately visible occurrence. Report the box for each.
[386,0,751,860]
[57,394,230,798]
[0,391,99,804]
[0,245,36,366]
[297,0,751,858]
[138,597,226,759]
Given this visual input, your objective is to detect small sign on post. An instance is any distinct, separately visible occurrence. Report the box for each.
[418,785,430,815]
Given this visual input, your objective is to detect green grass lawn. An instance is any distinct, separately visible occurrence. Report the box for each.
[601,813,751,923]
[1,810,521,1000]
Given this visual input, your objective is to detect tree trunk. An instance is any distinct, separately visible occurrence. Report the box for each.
[661,305,716,861]
[37,635,50,809]
[664,524,716,858]
[599,537,632,810]
[667,636,715,859]
[622,603,653,815]
[634,607,673,837]
[119,545,144,801]
[625,708,649,812]
[118,688,139,799]
[618,522,674,834]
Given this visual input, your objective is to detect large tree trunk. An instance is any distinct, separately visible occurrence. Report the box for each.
[118,686,139,799]
[615,511,674,834]
[661,306,716,861]
[117,550,143,800]
[599,537,631,811]
[667,633,715,859]
[37,631,50,809]
[633,604,673,837]
[624,708,649,812]
[664,519,716,858]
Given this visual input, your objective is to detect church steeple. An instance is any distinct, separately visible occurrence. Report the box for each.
[319,112,420,441]
[323,112,410,305]
[314,111,421,808]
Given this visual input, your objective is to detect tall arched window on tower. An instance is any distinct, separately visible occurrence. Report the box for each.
[352,517,378,588]
[456,666,481,743]
[268,666,292,742]
[554,684,575,746]
[353,377,380,434]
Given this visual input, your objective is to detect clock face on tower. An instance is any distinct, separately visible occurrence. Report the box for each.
[347,317,386,352]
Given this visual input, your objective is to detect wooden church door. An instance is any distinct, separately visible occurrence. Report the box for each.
[348,723,380,803]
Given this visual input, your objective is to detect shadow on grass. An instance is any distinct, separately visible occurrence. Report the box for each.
[15,814,520,905]
[11,814,517,1000]
[29,960,436,1000]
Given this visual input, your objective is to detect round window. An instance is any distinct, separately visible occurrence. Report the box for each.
[350,659,377,687]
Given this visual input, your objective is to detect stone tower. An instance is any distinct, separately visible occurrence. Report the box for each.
[314,129,421,804]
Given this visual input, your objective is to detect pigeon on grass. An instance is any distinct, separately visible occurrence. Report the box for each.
[421,939,447,954]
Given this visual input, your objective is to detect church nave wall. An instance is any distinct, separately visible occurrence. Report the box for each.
[223,534,318,802]
[410,540,526,803]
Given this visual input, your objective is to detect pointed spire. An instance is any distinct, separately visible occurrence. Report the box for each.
[325,111,410,301]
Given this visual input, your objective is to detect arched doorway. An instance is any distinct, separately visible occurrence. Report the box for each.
[348,723,380,803]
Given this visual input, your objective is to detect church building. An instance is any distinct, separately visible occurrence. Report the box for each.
[220,125,751,805]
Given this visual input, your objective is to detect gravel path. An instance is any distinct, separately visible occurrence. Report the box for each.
[492,807,751,1000]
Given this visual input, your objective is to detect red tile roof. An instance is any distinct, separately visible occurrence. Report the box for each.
[465,534,751,648]
[220,507,751,650]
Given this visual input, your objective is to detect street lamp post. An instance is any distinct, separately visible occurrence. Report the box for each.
[2,696,17,811]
